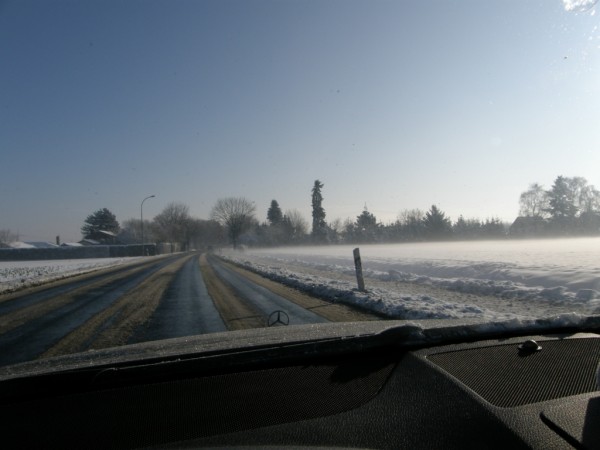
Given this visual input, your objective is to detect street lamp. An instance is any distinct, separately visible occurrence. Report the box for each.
[141,195,156,253]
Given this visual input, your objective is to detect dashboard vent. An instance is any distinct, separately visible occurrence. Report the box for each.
[428,337,600,407]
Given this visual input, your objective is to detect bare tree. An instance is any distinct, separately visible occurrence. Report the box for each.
[282,209,308,243]
[579,184,600,214]
[397,208,424,224]
[119,218,153,244]
[210,197,256,248]
[187,218,225,250]
[566,176,600,214]
[0,229,18,247]
[152,202,191,249]
[328,217,343,242]
[519,183,548,217]
[396,209,425,241]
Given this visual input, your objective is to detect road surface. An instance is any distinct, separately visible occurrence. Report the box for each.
[0,253,377,367]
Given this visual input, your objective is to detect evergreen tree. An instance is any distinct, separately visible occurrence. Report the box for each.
[311,180,327,242]
[356,208,377,228]
[267,200,283,225]
[262,201,286,245]
[453,215,469,239]
[453,216,483,239]
[354,207,379,242]
[422,205,452,239]
[481,217,505,238]
[546,176,578,220]
[81,208,120,240]
[545,176,578,234]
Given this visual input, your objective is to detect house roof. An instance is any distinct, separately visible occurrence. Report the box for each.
[11,241,59,249]
[79,239,101,245]
[29,241,59,248]
[9,241,36,249]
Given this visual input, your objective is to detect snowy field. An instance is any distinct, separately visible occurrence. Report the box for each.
[0,258,142,293]
[221,238,600,321]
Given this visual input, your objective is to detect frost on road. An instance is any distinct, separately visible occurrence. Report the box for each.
[0,255,228,366]
[130,256,227,343]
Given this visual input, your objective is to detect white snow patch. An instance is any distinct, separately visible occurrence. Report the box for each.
[0,258,144,293]
[219,239,600,321]
[221,253,527,321]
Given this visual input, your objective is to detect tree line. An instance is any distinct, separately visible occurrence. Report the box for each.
[77,204,224,251]
[73,182,481,250]
[515,175,600,237]
[3,175,598,250]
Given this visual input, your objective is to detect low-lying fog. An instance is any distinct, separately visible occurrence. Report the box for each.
[241,237,600,292]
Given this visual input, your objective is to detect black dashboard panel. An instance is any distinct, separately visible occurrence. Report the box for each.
[427,336,600,407]
[1,333,598,449]
[541,396,600,449]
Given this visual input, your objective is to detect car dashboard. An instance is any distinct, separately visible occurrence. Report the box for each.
[0,321,599,449]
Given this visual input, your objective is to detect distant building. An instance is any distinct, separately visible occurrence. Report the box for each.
[26,241,59,248]
[78,239,101,246]
[9,241,58,249]
[79,230,120,245]
[97,230,119,244]
[509,216,547,237]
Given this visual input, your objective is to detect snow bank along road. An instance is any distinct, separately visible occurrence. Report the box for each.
[0,253,377,367]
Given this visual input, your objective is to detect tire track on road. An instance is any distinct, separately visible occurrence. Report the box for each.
[0,257,168,307]
[0,255,184,366]
[42,254,195,358]
[219,259,380,322]
[0,257,174,336]
[129,255,227,344]
[207,256,329,326]
[199,254,265,330]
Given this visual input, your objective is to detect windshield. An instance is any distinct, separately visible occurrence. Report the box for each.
[1,0,599,369]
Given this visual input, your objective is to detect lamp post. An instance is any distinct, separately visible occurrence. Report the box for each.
[141,195,155,254]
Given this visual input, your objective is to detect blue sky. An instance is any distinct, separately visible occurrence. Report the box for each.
[1,0,599,242]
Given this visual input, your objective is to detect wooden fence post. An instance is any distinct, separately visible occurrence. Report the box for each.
[353,247,366,292]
